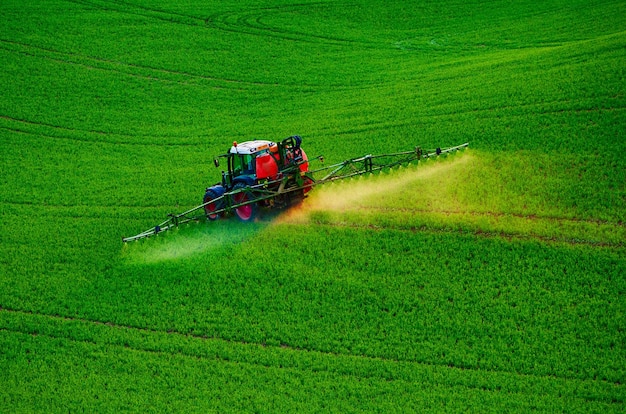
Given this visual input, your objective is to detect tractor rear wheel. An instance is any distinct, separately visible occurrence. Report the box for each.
[302,176,315,195]
[203,189,224,220]
[231,183,258,222]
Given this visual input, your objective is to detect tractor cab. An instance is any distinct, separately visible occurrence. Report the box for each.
[216,140,278,187]
[215,136,308,189]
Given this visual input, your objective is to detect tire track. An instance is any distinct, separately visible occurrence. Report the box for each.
[0,200,182,218]
[312,101,625,141]
[1,200,175,210]
[303,221,624,249]
[0,38,276,91]
[0,325,590,404]
[279,209,624,249]
[1,306,623,402]
[0,115,202,147]
[0,36,355,90]
[351,206,625,229]
[67,0,206,29]
[3,197,621,247]
[206,3,378,48]
[72,0,379,48]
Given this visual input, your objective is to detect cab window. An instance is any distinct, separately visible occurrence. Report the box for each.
[232,154,254,174]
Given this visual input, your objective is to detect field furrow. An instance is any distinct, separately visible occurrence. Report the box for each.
[1,307,624,407]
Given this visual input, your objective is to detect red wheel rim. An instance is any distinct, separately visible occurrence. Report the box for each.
[236,204,253,220]
[303,177,313,194]
[205,202,217,218]
[234,192,253,220]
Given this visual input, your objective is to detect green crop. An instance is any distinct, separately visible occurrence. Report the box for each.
[1,0,624,411]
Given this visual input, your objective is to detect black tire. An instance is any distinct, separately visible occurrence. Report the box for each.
[203,189,224,220]
[230,183,258,222]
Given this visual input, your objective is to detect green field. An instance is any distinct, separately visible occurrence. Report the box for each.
[1,0,625,411]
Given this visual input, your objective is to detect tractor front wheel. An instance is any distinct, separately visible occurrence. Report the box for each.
[203,189,224,220]
[231,183,258,222]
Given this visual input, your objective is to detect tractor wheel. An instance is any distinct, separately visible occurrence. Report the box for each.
[302,176,315,195]
[231,183,258,222]
[203,189,224,220]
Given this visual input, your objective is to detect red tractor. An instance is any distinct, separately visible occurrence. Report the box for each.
[204,135,314,221]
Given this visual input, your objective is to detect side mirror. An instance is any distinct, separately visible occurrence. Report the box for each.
[214,158,220,168]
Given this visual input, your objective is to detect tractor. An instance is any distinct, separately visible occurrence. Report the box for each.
[203,135,314,221]
[122,138,469,242]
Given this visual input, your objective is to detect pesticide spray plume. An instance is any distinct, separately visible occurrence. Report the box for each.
[121,141,469,242]
[122,153,473,263]
[278,152,474,224]
[122,220,266,264]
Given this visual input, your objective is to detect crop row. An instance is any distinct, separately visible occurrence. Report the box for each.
[301,151,624,234]
[1,307,624,412]
[2,199,623,385]
[1,0,624,154]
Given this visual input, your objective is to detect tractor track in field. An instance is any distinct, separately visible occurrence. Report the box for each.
[0,202,168,223]
[0,200,194,223]
[281,206,624,248]
[0,37,360,91]
[3,322,609,405]
[4,194,622,231]
[0,124,199,147]
[1,306,623,401]
[0,199,175,211]
[0,39,285,91]
[0,40,235,91]
[68,0,377,49]
[312,101,626,142]
[0,114,204,147]
[351,206,625,228]
[204,3,377,48]
[66,0,209,30]
[301,221,624,249]
[2,197,622,248]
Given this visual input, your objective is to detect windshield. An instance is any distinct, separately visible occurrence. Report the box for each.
[232,154,255,175]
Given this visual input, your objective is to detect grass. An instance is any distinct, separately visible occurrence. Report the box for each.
[1,0,625,411]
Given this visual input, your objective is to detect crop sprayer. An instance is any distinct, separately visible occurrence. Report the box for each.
[122,136,468,242]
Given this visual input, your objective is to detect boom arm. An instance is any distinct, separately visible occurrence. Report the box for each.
[122,142,468,242]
